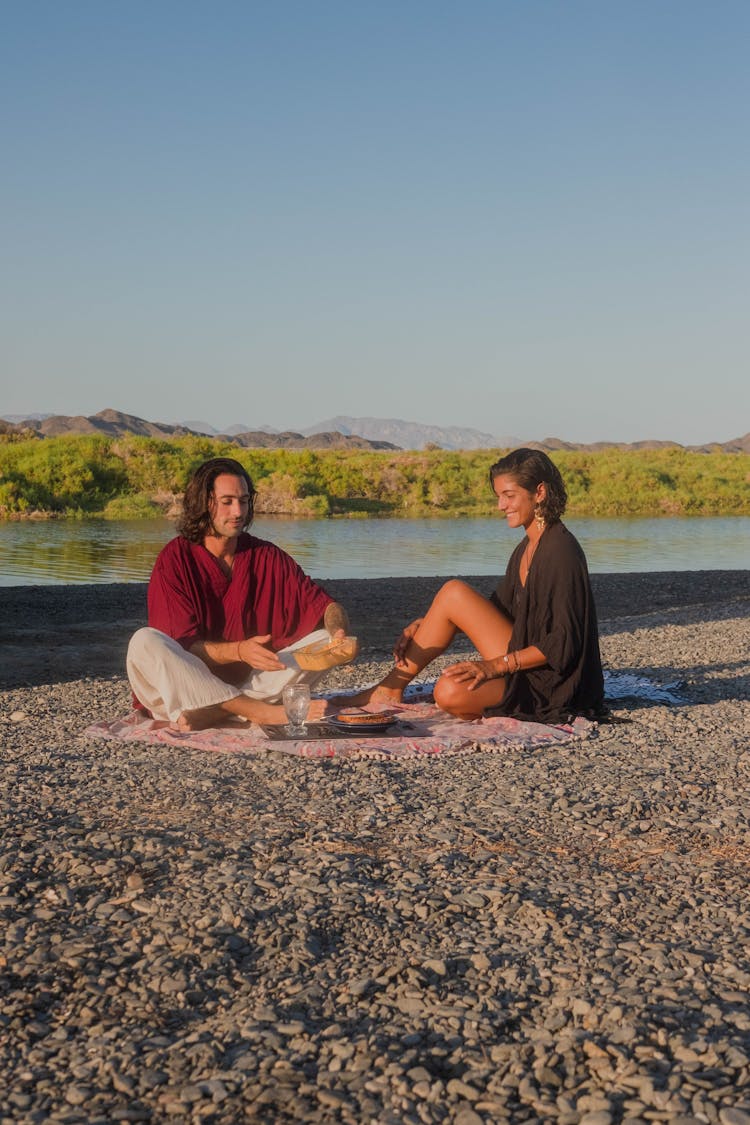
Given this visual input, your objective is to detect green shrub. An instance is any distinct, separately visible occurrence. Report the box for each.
[0,436,747,519]
[102,495,164,519]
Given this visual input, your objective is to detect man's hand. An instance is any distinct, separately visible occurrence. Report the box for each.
[394,618,424,666]
[441,658,500,690]
[237,635,285,671]
[323,602,350,640]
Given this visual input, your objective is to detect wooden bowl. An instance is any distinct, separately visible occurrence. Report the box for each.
[294,635,359,671]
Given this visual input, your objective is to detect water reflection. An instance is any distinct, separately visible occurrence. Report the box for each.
[0,518,174,585]
[571,517,749,573]
[0,515,747,585]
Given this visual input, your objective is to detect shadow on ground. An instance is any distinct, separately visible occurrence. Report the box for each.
[1,572,747,690]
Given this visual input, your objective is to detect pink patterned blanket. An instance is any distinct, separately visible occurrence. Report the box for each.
[84,691,597,761]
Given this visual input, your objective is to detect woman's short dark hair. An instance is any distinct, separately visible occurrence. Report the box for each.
[178,457,256,543]
[489,448,567,523]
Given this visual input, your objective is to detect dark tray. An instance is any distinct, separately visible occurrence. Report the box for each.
[260,721,398,742]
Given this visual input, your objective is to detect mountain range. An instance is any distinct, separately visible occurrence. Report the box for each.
[182,415,512,449]
[1,408,748,453]
[0,410,399,451]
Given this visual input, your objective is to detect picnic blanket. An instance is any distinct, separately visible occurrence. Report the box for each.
[601,671,685,705]
[85,688,596,761]
[83,672,679,762]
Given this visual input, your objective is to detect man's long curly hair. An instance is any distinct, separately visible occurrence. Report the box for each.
[489,448,567,524]
[177,457,256,544]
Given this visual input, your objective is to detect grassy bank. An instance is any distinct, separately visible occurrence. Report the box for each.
[0,433,748,519]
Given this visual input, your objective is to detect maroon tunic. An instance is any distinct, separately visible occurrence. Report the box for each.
[147,533,333,673]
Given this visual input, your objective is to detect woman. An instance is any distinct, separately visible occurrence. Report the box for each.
[353,448,605,724]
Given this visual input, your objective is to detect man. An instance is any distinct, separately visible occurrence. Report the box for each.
[127,457,351,729]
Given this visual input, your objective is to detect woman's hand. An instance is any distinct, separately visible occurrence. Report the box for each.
[441,658,500,690]
[237,635,285,671]
[394,618,424,665]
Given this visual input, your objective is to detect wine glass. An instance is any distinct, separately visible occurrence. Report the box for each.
[282,683,311,736]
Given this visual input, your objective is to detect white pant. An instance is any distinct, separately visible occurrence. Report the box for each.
[127,627,331,722]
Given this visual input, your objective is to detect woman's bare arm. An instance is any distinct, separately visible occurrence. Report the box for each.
[442,644,547,689]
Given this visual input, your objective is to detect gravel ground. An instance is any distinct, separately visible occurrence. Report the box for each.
[1,572,749,1124]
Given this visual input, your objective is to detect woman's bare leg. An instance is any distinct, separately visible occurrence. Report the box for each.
[346,580,514,706]
[433,671,508,720]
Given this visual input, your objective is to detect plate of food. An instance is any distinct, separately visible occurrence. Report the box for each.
[326,707,399,733]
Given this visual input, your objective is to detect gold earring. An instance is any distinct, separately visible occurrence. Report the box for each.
[534,503,546,530]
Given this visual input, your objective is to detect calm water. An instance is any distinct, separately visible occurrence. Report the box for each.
[0,515,748,585]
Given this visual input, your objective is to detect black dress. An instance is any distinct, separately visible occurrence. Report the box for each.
[485,521,605,724]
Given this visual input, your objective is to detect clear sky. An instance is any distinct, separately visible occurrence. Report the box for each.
[2,1,748,444]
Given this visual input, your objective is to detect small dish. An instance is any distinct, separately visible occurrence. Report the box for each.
[327,708,399,733]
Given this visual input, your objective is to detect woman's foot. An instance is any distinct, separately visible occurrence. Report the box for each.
[332,684,405,709]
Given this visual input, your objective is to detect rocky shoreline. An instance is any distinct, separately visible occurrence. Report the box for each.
[1,572,749,1123]
[1,570,748,689]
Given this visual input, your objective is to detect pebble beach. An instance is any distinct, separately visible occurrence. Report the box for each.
[1,571,749,1124]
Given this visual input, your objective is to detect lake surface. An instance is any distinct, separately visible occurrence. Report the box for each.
[0,516,748,585]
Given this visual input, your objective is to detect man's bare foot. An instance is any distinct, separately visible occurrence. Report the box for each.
[177,698,283,729]
[331,684,404,709]
[307,699,328,722]
[177,704,234,731]
[259,699,328,725]
[176,694,327,731]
